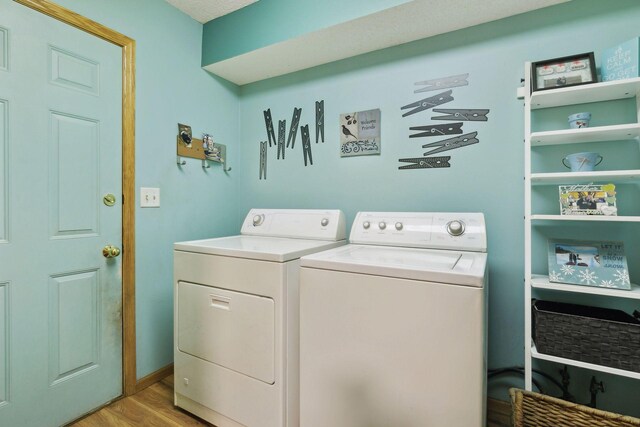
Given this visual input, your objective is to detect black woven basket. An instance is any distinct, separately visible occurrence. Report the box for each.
[533,300,640,372]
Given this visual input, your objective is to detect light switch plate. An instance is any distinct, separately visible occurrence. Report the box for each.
[140,187,160,208]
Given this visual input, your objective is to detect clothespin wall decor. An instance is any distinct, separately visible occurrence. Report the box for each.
[277,120,286,160]
[409,123,463,138]
[401,90,454,117]
[315,101,324,144]
[301,124,313,166]
[259,141,267,180]
[432,109,489,122]
[398,156,451,169]
[414,73,469,93]
[257,103,325,179]
[287,108,302,148]
[264,109,276,147]
[398,73,491,170]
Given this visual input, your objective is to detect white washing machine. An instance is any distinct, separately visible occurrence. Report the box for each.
[174,209,346,427]
[299,212,488,427]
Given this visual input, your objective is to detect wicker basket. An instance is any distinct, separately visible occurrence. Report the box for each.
[533,300,640,372]
[510,388,640,427]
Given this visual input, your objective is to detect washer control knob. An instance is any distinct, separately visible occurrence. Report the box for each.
[363,221,370,229]
[395,222,403,231]
[447,220,465,236]
[253,214,264,226]
[378,221,387,230]
[321,218,329,227]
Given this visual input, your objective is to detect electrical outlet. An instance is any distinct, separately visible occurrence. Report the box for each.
[140,187,160,208]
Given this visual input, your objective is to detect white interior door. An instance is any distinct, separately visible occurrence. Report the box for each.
[0,1,123,425]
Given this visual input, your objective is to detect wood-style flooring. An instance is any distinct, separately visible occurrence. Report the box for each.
[69,375,211,426]
[69,375,512,427]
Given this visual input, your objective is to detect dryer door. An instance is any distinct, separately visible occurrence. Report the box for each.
[177,281,275,384]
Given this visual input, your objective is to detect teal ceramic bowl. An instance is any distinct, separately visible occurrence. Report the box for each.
[568,112,591,129]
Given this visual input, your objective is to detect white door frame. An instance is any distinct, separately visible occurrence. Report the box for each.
[14,0,138,396]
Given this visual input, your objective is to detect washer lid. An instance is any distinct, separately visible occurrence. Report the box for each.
[174,235,346,262]
[300,244,487,287]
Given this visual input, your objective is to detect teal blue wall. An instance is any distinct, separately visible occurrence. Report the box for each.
[201,0,411,65]
[37,0,640,414]
[236,0,640,413]
[52,0,240,379]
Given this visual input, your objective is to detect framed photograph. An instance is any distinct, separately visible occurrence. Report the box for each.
[531,52,597,92]
[547,239,631,290]
[559,184,617,216]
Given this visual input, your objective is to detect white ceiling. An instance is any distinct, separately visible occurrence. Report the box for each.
[164,0,572,84]
[165,0,258,23]
[204,0,571,85]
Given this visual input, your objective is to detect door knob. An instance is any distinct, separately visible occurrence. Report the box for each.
[102,245,121,258]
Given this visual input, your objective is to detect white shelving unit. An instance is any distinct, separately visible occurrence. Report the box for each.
[531,345,640,381]
[531,170,640,184]
[531,123,640,146]
[531,215,640,222]
[531,274,640,299]
[529,77,640,108]
[523,64,640,390]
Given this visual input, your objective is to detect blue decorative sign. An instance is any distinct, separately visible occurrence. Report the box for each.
[547,239,631,290]
[601,38,640,82]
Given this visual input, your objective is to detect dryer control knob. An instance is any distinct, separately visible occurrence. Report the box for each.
[363,221,370,229]
[447,220,465,236]
[395,222,403,231]
[378,221,387,230]
[321,218,329,227]
[253,214,264,226]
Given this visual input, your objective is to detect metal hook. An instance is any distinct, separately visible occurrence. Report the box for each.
[202,159,210,169]
[177,156,186,166]
[222,161,231,173]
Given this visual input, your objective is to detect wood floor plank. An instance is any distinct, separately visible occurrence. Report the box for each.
[105,398,184,427]
[160,375,174,388]
[71,407,137,427]
[131,384,211,426]
[68,374,211,427]
[487,398,512,427]
[73,373,512,427]
[146,381,174,404]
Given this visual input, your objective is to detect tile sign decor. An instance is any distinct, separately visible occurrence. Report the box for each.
[601,38,640,82]
[340,109,381,157]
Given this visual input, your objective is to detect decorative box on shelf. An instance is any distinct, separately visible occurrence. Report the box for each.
[547,239,631,290]
[559,183,617,216]
[601,38,640,82]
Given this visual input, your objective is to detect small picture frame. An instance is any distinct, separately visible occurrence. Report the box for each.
[531,53,597,92]
[559,184,617,216]
[547,239,631,290]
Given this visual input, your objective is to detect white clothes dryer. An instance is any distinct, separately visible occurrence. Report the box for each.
[174,209,346,427]
[299,211,488,427]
